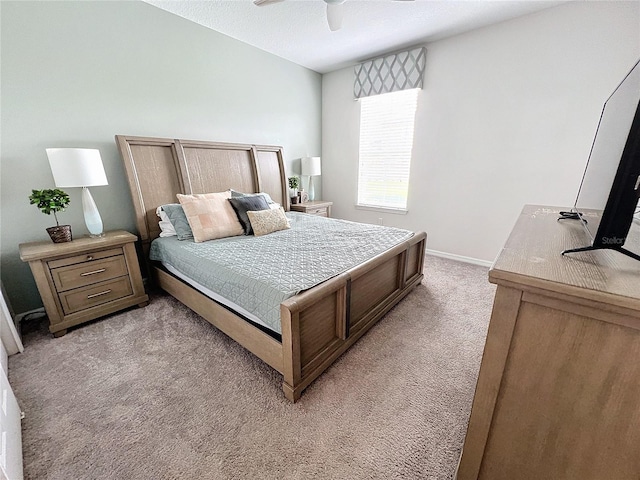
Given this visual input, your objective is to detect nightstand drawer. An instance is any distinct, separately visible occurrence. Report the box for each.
[48,247,124,269]
[59,276,133,315]
[290,201,332,217]
[307,207,328,216]
[51,255,128,292]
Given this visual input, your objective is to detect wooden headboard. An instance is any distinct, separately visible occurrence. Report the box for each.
[115,135,289,250]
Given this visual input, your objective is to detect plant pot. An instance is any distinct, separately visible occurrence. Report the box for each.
[290,196,299,205]
[46,225,72,243]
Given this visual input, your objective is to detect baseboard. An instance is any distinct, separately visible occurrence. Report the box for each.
[426,249,493,268]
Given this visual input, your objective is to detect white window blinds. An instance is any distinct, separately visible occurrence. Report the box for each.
[357,89,419,211]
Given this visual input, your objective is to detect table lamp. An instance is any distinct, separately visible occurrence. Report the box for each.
[301,157,321,201]
[46,148,108,237]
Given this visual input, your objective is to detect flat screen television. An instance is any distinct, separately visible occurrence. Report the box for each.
[560,57,640,262]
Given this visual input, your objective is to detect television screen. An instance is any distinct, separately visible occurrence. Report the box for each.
[569,58,640,260]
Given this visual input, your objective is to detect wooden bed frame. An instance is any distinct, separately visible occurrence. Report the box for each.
[116,134,427,402]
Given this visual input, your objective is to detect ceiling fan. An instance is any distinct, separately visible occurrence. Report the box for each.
[254,0,414,32]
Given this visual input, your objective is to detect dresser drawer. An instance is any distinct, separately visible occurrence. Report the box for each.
[51,255,128,292]
[59,276,133,315]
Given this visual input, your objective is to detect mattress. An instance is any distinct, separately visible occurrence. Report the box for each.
[150,212,414,334]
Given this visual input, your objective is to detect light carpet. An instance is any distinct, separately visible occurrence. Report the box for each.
[10,256,495,480]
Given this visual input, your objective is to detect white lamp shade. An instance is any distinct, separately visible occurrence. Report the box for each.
[46,148,108,187]
[301,157,322,176]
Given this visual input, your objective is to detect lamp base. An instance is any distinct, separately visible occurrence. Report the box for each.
[308,178,315,201]
[82,187,104,236]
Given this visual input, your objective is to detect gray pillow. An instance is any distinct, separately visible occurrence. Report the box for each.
[230,189,276,205]
[228,195,271,235]
[160,203,193,240]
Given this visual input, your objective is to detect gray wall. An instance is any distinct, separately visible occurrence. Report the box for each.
[1,1,322,314]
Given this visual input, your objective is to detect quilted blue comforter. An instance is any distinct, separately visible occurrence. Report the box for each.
[150,212,413,333]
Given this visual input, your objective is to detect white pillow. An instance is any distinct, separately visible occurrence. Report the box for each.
[156,206,177,237]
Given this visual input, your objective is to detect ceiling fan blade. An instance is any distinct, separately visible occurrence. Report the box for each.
[254,0,284,6]
[326,2,344,31]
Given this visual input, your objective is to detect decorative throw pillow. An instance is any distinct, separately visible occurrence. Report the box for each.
[228,195,271,235]
[177,192,244,243]
[160,203,193,240]
[246,207,291,237]
[230,190,280,209]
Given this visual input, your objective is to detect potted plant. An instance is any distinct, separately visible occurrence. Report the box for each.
[29,188,73,243]
[288,176,300,204]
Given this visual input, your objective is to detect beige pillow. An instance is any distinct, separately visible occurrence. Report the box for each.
[177,192,243,242]
[246,207,291,237]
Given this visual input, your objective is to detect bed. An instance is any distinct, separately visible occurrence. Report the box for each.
[116,135,427,402]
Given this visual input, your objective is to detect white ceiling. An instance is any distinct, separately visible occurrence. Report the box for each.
[145,0,567,74]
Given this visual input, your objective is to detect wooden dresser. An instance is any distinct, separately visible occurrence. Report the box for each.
[457,205,640,480]
[19,230,148,337]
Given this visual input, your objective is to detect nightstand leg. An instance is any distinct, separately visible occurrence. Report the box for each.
[137,301,149,308]
[52,329,67,338]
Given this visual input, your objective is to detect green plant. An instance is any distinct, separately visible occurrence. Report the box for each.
[29,188,71,226]
[288,176,300,190]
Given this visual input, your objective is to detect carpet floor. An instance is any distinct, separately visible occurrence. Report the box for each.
[10,256,495,480]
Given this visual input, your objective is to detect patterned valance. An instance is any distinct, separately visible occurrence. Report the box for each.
[354,47,426,99]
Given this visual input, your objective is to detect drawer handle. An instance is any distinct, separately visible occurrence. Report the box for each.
[81,268,107,277]
[87,289,111,299]
[87,255,94,261]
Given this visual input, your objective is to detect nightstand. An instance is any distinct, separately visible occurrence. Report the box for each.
[19,230,148,337]
[290,200,333,217]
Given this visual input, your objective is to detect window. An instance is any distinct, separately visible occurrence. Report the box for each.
[357,88,419,212]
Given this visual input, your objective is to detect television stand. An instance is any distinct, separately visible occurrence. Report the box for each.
[456,205,640,480]
[562,245,640,262]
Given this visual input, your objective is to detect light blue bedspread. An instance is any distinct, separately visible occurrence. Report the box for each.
[150,212,413,333]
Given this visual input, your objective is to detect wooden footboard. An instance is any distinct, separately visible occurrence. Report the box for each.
[280,232,427,401]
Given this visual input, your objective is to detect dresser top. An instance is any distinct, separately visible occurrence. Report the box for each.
[19,230,137,262]
[491,205,640,309]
